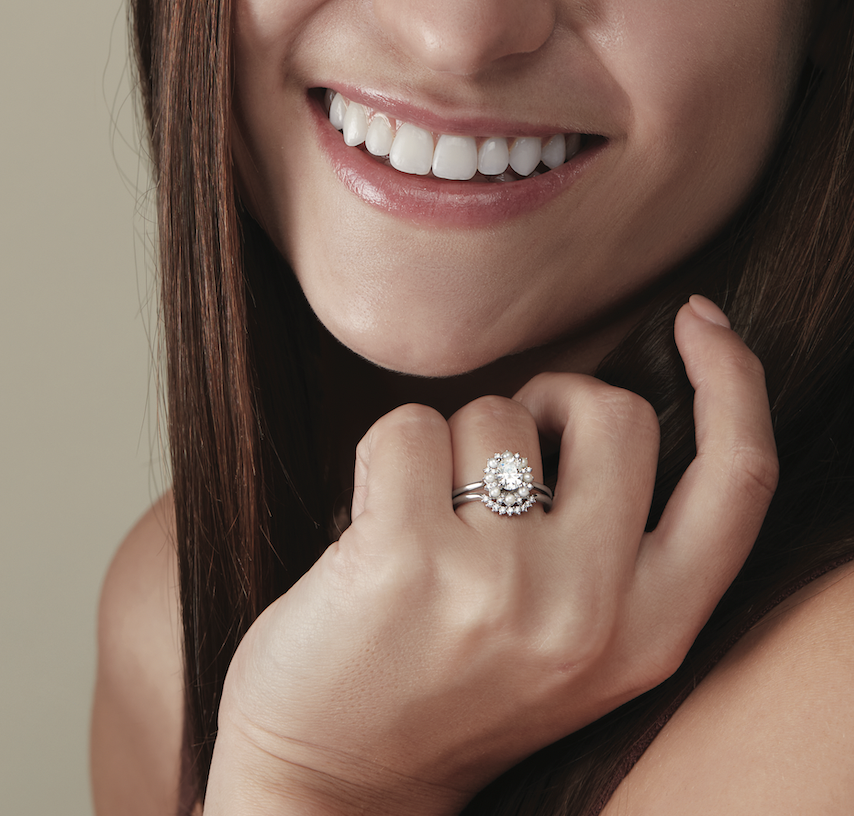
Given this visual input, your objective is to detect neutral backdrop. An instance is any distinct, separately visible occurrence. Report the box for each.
[2,3,160,813]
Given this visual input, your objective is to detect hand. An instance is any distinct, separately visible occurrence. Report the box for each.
[205,297,778,816]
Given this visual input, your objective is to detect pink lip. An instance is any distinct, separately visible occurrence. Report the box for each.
[309,92,605,228]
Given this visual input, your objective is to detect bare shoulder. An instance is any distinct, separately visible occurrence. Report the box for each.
[91,491,185,816]
[604,560,854,815]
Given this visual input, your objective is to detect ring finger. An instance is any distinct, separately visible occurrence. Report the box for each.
[448,395,548,529]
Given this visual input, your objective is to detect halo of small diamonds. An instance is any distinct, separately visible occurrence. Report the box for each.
[482,451,537,515]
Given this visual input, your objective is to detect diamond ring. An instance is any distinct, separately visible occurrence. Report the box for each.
[452,451,554,515]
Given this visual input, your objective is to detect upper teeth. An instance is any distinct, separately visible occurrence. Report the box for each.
[325,90,581,181]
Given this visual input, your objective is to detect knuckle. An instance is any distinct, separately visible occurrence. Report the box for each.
[455,394,532,427]
[369,402,446,444]
[577,385,660,444]
[582,385,647,423]
[719,347,767,383]
[519,370,565,395]
[354,434,370,469]
[514,370,579,414]
[726,442,780,504]
[628,392,661,434]
[387,401,446,428]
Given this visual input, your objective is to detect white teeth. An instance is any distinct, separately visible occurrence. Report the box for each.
[432,134,478,180]
[329,92,347,130]
[541,135,566,169]
[365,115,394,156]
[509,137,542,176]
[389,123,434,176]
[326,91,584,180]
[477,137,510,176]
[343,102,368,147]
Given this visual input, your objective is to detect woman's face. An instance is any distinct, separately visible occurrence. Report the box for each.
[233,0,816,376]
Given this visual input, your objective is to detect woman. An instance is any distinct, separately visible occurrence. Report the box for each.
[92,0,854,813]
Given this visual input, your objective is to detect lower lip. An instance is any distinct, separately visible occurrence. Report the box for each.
[309,95,604,228]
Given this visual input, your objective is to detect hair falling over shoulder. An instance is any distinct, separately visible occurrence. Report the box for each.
[130,1,854,812]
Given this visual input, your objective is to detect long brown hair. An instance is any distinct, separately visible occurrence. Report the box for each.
[130,1,854,812]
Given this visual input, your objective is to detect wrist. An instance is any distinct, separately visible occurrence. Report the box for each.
[205,708,468,816]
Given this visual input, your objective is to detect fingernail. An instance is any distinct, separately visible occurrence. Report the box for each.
[688,295,731,329]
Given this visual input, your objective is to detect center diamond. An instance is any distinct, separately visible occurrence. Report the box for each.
[481,451,536,515]
[498,460,524,490]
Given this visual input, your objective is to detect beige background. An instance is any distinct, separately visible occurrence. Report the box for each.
[2,2,160,813]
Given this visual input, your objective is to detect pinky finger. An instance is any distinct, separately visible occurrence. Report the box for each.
[635,297,778,639]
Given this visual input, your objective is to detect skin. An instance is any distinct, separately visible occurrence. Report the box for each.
[200,304,786,815]
[92,0,854,813]
[91,314,854,814]
[232,0,814,377]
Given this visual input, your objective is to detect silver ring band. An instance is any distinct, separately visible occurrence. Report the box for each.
[452,484,554,510]
[452,481,553,500]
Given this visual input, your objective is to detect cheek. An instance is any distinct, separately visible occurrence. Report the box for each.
[578,0,810,276]
[595,0,806,171]
[235,0,323,47]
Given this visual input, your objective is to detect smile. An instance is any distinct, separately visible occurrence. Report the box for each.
[323,89,586,183]
[311,88,606,226]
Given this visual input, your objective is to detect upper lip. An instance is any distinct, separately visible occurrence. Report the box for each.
[317,84,602,139]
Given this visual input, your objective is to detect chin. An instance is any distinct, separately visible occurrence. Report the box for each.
[353,342,493,379]
[334,324,503,378]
